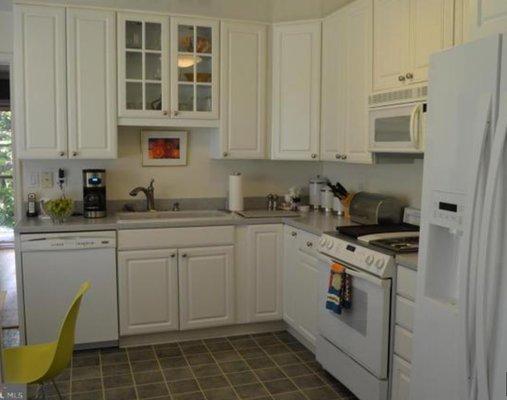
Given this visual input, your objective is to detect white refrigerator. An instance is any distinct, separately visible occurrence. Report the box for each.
[411,34,507,400]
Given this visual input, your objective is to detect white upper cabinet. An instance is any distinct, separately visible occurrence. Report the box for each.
[373,0,454,92]
[216,21,268,159]
[178,245,235,330]
[171,17,219,120]
[117,13,169,118]
[67,8,117,159]
[246,224,283,322]
[14,5,117,159]
[321,0,373,164]
[271,21,321,161]
[469,0,507,39]
[14,5,68,159]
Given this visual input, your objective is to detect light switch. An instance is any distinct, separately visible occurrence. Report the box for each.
[40,171,54,189]
[28,171,39,187]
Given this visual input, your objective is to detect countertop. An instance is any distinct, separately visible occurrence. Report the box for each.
[14,210,353,237]
[395,252,419,271]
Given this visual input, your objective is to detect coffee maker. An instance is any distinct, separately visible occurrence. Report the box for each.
[83,169,106,218]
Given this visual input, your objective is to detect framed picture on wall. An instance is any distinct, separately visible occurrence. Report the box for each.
[141,130,188,166]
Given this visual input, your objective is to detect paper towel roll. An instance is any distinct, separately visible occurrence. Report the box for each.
[228,173,244,211]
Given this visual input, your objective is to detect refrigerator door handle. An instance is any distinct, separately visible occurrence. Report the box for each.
[456,92,493,400]
[475,92,507,400]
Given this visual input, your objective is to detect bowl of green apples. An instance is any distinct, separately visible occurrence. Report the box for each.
[44,197,74,224]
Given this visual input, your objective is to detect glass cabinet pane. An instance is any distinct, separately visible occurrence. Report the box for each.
[126,52,142,79]
[178,85,194,111]
[196,27,212,54]
[145,23,161,50]
[145,53,162,80]
[126,21,142,49]
[145,83,162,110]
[196,85,212,112]
[196,56,211,83]
[126,82,143,110]
[178,25,195,52]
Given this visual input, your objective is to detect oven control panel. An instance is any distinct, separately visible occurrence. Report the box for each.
[318,234,395,278]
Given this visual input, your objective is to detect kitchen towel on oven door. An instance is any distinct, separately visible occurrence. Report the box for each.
[325,263,352,314]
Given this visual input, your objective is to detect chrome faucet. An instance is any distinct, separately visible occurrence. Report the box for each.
[129,179,156,211]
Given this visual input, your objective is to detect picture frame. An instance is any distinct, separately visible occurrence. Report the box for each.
[141,130,188,166]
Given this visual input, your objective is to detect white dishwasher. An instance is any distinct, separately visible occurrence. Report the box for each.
[20,231,118,348]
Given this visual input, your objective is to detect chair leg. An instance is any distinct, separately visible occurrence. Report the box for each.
[50,379,64,400]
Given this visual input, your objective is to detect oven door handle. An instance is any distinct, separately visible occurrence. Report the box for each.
[344,267,390,289]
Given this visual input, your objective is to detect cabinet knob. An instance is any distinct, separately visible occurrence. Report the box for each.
[291,231,297,237]
[223,152,228,157]
[59,151,65,157]
[306,241,313,248]
[311,153,317,159]
[335,154,342,159]
[163,110,169,116]
[342,155,348,160]
[173,110,180,117]
[171,253,176,258]
[398,75,406,82]
[182,253,187,258]
[72,151,78,157]
[406,72,414,80]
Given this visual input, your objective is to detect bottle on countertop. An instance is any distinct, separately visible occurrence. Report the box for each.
[26,193,38,217]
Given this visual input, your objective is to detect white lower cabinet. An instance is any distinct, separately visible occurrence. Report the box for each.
[391,356,412,400]
[246,225,284,322]
[178,246,235,330]
[118,249,179,336]
[283,226,320,346]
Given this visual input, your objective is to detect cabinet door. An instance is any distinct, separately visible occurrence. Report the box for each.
[14,5,68,159]
[179,246,234,329]
[118,249,179,335]
[391,355,411,400]
[469,0,507,40]
[247,225,283,322]
[322,0,373,164]
[373,0,410,92]
[409,0,454,84]
[283,226,300,327]
[294,249,320,346]
[219,21,267,159]
[171,17,219,119]
[67,8,117,159]
[117,13,169,118]
[271,22,321,160]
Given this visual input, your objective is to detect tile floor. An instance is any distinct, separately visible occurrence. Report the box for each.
[31,331,358,400]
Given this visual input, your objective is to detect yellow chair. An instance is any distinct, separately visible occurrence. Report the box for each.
[3,282,91,399]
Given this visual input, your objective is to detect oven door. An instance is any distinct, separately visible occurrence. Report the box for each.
[317,255,392,379]
[369,102,425,153]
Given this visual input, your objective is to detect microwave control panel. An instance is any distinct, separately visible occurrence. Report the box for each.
[430,190,465,231]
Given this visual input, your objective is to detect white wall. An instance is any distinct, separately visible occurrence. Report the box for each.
[323,159,424,208]
[22,127,322,201]
[0,10,12,54]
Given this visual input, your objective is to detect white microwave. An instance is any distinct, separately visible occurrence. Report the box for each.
[369,101,426,153]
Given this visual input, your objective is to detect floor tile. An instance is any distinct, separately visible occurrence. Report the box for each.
[72,390,103,400]
[158,356,188,369]
[264,379,298,395]
[134,370,164,385]
[253,335,280,347]
[273,391,307,400]
[173,392,206,400]
[131,359,160,373]
[234,382,269,399]
[167,379,200,394]
[245,356,275,370]
[196,375,230,390]
[185,353,215,366]
[273,332,298,344]
[102,373,134,389]
[226,371,259,386]
[128,347,156,362]
[104,386,137,400]
[101,362,131,377]
[294,350,315,362]
[291,374,325,389]
[72,366,101,380]
[136,382,169,399]
[253,367,286,382]
[262,344,291,356]
[203,387,239,400]
[155,346,183,358]
[181,344,209,355]
[71,377,102,393]
[280,364,312,378]
[230,338,258,350]
[236,347,266,359]
[73,354,100,367]
[302,386,340,400]
[219,360,250,373]
[206,341,234,352]
[101,352,128,365]
[163,367,194,382]
[191,363,222,378]
[270,353,301,366]
[212,350,241,363]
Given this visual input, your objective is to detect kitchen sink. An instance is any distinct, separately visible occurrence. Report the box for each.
[116,210,233,223]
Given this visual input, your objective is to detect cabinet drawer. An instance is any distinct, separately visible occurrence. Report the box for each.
[396,266,417,301]
[395,296,414,332]
[391,355,411,400]
[118,226,235,250]
[394,325,413,363]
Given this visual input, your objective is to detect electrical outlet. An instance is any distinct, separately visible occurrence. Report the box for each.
[40,171,54,189]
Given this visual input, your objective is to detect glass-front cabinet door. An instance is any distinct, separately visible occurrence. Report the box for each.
[170,18,219,119]
[118,13,169,117]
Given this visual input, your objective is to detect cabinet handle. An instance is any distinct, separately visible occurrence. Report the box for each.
[398,75,406,82]
[181,253,187,258]
[306,241,313,248]
[163,110,169,116]
[173,110,180,117]
[311,153,317,159]
[59,151,65,157]
[335,154,342,160]
[291,231,297,237]
[72,151,78,157]
[223,152,228,157]
[406,72,414,80]
[342,155,348,160]
[170,253,176,258]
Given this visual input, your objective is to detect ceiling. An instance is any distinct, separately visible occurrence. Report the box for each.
[0,0,354,21]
